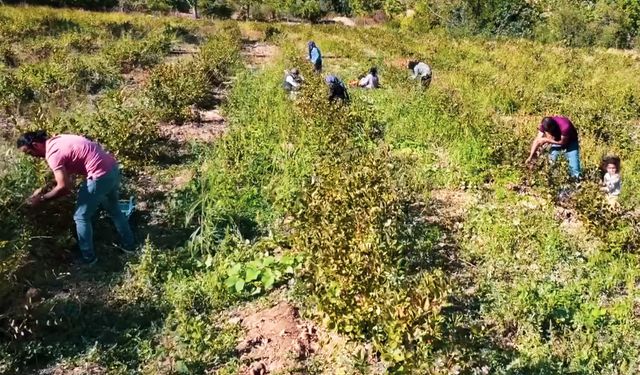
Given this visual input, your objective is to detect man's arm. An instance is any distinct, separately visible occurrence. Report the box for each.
[28,168,72,206]
[525,131,546,164]
[44,168,72,200]
[544,136,566,146]
[411,67,418,79]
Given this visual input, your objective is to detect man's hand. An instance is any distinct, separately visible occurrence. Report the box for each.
[26,194,44,207]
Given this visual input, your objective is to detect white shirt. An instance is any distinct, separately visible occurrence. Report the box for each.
[285,74,300,88]
[412,62,432,79]
[604,173,621,196]
[359,74,379,89]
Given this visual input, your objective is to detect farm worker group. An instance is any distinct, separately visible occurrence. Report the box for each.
[289,41,432,102]
[18,40,622,268]
[17,131,135,266]
[290,41,622,200]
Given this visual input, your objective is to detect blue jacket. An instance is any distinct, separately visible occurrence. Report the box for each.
[310,47,321,64]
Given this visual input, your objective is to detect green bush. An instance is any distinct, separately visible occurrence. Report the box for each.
[146,61,211,123]
[105,32,172,73]
[44,90,160,167]
[197,26,241,86]
[0,141,40,303]
[293,141,447,368]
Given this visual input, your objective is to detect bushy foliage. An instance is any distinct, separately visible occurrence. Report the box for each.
[0,141,39,302]
[146,61,211,123]
[293,143,448,368]
[42,90,160,167]
[104,32,173,73]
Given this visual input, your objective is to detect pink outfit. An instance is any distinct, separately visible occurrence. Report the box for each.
[45,135,117,179]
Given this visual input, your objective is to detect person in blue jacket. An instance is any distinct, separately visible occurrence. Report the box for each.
[308,41,322,73]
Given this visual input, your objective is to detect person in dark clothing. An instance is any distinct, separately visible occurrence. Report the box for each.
[325,75,349,103]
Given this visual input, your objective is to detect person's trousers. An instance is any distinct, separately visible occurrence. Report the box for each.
[550,140,582,178]
[74,166,134,260]
[421,75,432,88]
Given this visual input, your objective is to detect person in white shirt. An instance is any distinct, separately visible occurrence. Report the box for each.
[601,155,621,205]
[358,67,380,89]
[408,60,432,88]
[283,68,303,92]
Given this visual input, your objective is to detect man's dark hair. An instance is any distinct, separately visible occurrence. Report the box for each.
[540,117,561,140]
[407,60,419,70]
[17,130,48,149]
[369,66,378,76]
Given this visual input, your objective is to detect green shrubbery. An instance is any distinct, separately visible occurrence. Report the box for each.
[294,143,447,368]
[0,141,39,302]
[147,61,211,123]
[145,26,241,123]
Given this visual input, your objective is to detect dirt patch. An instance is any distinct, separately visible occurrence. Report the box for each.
[242,41,280,68]
[428,189,477,223]
[0,116,15,139]
[234,301,318,374]
[40,363,107,375]
[122,68,150,88]
[329,16,356,27]
[159,109,227,144]
[165,43,199,64]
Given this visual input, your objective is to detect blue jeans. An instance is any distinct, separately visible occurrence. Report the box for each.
[74,166,134,260]
[550,140,582,178]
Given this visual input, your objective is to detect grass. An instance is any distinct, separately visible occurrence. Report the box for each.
[3,4,640,374]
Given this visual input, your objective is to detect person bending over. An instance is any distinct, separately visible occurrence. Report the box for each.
[525,116,582,179]
[17,131,135,266]
[408,60,432,88]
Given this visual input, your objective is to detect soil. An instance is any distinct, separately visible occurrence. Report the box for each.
[233,301,319,374]
[241,41,280,68]
[428,189,477,224]
[330,17,356,27]
[40,363,107,375]
[158,109,227,144]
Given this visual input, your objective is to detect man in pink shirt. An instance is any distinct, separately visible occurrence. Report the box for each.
[17,130,134,266]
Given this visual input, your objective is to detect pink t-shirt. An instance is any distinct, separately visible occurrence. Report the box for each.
[45,135,117,179]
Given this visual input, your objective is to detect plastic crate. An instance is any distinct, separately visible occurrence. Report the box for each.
[119,196,135,218]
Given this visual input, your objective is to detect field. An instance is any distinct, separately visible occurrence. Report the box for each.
[2,5,640,375]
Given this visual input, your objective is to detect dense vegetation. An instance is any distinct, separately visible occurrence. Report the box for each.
[6,0,640,48]
[3,4,640,375]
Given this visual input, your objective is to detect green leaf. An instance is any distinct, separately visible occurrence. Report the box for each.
[262,256,275,266]
[261,269,276,290]
[227,263,242,277]
[281,254,294,265]
[224,275,239,289]
[235,279,246,293]
[176,360,189,374]
[245,266,261,282]
[204,254,214,268]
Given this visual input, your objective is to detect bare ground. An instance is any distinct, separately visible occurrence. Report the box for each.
[229,298,383,375]
[158,109,228,144]
[241,41,280,69]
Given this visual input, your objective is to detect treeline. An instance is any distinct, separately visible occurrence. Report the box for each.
[4,0,640,48]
